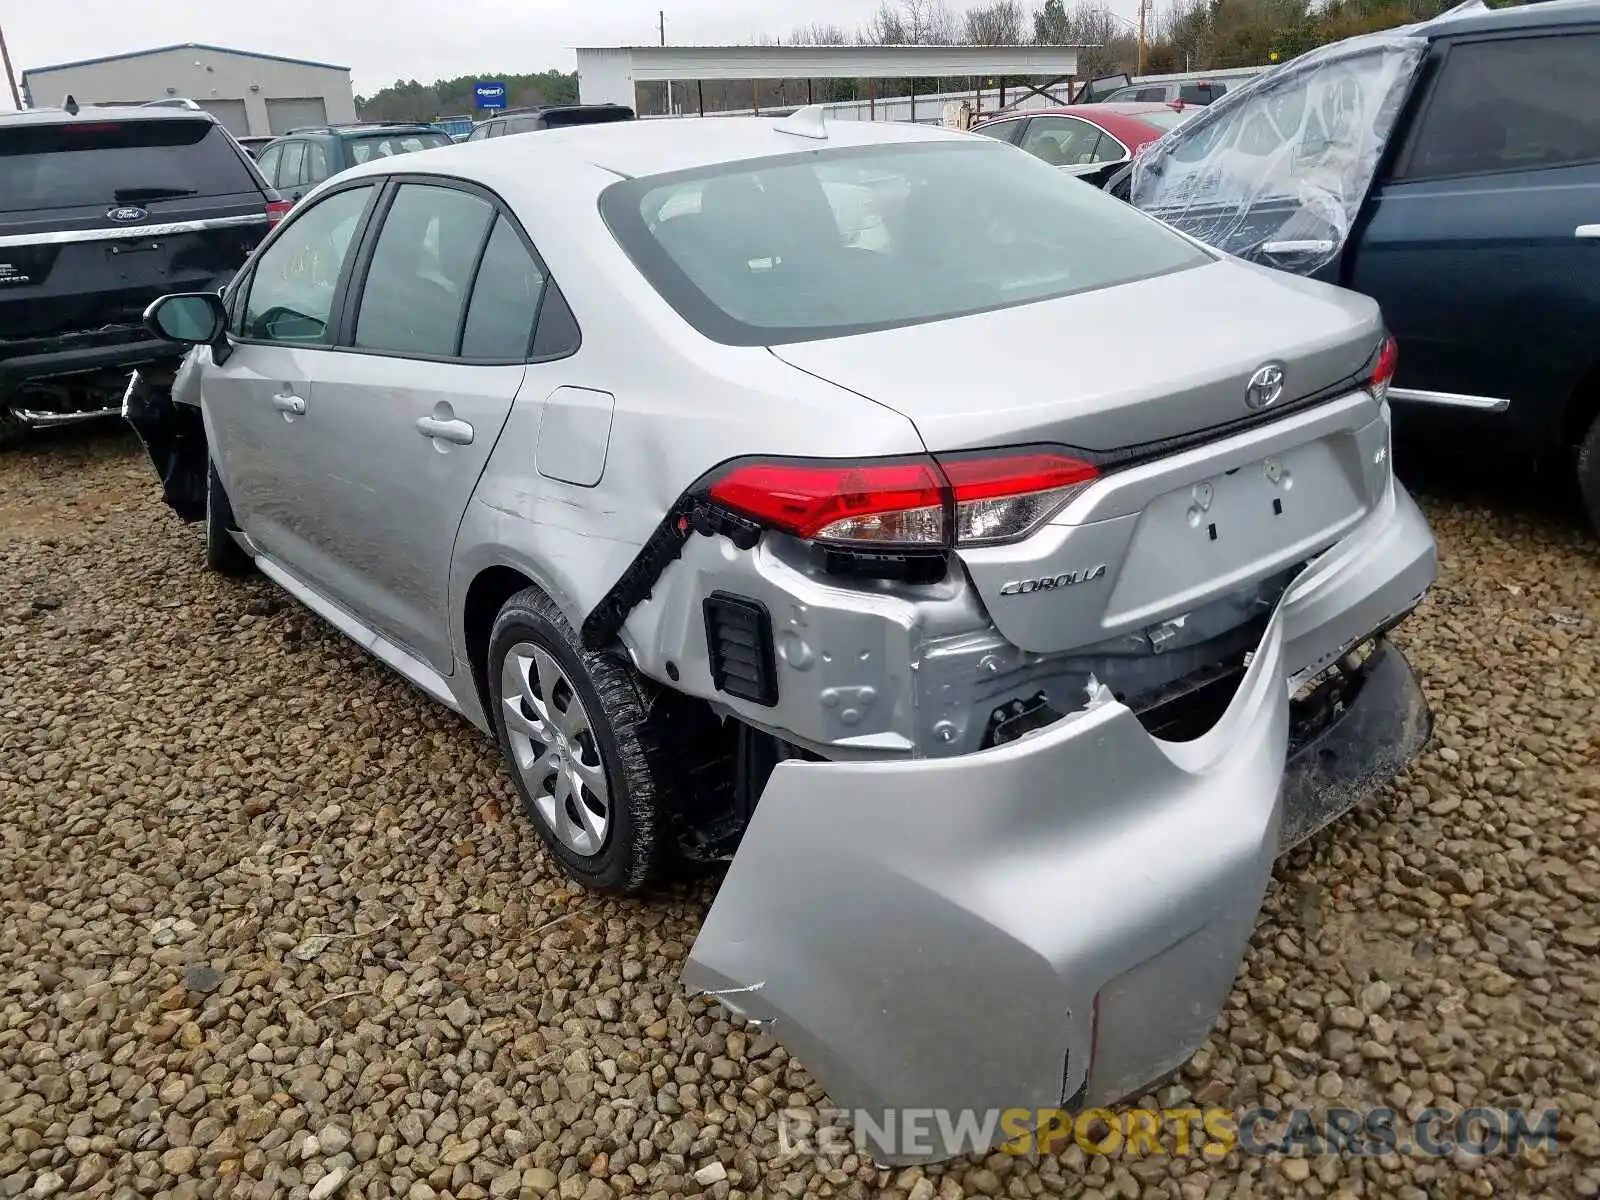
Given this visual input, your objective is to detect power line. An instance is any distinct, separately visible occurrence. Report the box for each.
[0,18,23,110]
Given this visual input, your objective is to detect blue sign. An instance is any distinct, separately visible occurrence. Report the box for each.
[473,81,507,110]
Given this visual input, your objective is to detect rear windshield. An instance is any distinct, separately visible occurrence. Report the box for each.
[600,140,1211,346]
[345,132,452,164]
[0,118,260,213]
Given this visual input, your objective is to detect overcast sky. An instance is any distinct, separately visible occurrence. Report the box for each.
[3,0,1140,106]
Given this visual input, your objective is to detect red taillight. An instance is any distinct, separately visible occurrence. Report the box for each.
[706,449,1099,549]
[708,459,946,545]
[1369,335,1398,403]
[266,199,293,228]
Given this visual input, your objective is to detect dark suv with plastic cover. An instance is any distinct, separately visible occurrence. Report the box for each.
[0,101,280,443]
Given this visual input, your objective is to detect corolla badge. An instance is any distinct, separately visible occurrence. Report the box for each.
[1246,363,1286,410]
[107,206,149,223]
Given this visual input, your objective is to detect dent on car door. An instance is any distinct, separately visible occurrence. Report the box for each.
[1349,31,1600,436]
[1129,33,1428,277]
[203,183,377,567]
[288,183,545,673]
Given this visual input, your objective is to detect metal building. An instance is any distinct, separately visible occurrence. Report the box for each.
[20,43,357,137]
[576,44,1083,115]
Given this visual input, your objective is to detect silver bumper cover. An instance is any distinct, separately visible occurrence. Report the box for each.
[681,480,1437,1163]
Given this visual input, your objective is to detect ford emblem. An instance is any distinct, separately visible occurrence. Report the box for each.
[107,206,149,223]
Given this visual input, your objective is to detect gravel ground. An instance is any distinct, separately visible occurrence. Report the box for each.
[2,427,1597,1200]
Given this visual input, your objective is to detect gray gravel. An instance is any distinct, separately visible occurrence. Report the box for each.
[2,428,1597,1200]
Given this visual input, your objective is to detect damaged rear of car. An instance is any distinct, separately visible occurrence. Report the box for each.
[591,132,1435,1159]
[125,119,1435,1163]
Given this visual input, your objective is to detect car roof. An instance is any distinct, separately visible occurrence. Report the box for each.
[1424,0,1600,37]
[339,113,970,188]
[0,104,216,128]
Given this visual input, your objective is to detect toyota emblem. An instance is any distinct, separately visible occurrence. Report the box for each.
[1246,363,1286,410]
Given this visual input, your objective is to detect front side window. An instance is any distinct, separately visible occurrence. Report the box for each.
[354,184,494,356]
[242,185,373,343]
[1403,34,1600,179]
[460,217,547,358]
[601,140,1210,346]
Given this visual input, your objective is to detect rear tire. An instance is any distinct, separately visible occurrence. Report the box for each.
[487,587,671,894]
[205,458,254,577]
[1580,412,1600,536]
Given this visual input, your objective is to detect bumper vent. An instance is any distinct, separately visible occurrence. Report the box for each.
[703,592,778,707]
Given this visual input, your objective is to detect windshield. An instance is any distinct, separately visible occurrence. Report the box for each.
[0,119,260,213]
[600,140,1211,346]
[346,132,452,163]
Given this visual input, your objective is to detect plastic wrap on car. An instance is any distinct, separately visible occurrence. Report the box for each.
[1128,34,1429,275]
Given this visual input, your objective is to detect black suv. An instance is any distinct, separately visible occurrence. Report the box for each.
[463,104,635,141]
[254,123,454,205]
[0,102,281,443]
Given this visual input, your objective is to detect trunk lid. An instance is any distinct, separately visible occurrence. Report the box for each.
[772,259,1390,657]
[769,256,1383,454]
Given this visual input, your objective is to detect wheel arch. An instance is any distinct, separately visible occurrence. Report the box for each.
[1561,357,1600,449]
[461,564,541,721]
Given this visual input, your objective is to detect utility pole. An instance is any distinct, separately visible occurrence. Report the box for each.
[659,10,673,116]
[0,17,23,111]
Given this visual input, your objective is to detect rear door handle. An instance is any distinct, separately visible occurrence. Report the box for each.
[1576,224,1600,240]
[272,392,306,415]
[416,415,474,445]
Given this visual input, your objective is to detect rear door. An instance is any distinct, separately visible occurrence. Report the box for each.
[1347,29,1600,445]
[203,183,379,568]
[0,117,271,343]
[285,179,552,671]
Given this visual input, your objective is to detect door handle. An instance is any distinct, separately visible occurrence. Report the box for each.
[272,392,306,416]
[416,415,474,445]
[1260,238,1336,257]
[1576,224,1600,240]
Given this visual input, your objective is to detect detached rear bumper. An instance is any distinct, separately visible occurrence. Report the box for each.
[682,481,1435,1164]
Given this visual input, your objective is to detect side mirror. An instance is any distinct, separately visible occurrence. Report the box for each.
[144,292,227,345]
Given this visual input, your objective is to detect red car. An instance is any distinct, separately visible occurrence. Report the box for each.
[971,102,1194,188]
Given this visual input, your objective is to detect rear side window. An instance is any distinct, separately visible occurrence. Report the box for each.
[305,142,332,185]
[0,118,261,213]
[1134,87,1170,103]
[1179,82,1224,104]
[1403,34,1600,179]
[460,217,546,358]
[355,184,494,356]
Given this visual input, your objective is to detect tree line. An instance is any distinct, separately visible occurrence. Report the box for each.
[356,0,1478,121]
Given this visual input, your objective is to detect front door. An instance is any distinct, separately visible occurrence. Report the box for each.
[203,183,378,569]
[290,182,551,672]
[1347,29,1600,447]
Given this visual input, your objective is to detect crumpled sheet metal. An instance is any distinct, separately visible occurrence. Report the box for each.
[1129,33,1429,275]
